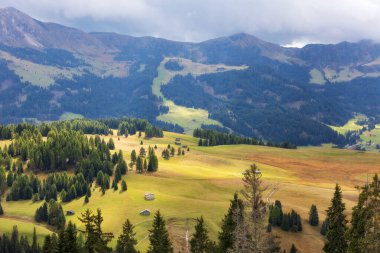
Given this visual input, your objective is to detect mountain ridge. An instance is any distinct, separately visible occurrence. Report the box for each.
[0,7,379,146]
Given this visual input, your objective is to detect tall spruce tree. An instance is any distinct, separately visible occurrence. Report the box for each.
[57,229,66,253]
[31,227,38,253]
[308,204,319,226]
[320,219,329,236]
[234,164,280,253]
[131,150,137,165]
[348,174,380,252]
[281,214,290,231]
[323,184,347,253]
[147,210,173,253]
[218,193,244,253]
[115,219,138,253]
[64,221,79,253]
[190,217,213,253]
[270,204,283,227]
[78,208,113,253]
[42,235,54,253]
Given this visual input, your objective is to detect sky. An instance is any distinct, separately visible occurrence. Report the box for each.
[1,0,380,47]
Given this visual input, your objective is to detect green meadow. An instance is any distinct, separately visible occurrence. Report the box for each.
[1,131,379,252]
[153,57,246,134]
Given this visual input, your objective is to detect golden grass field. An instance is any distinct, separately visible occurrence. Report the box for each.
[1,131,379,252]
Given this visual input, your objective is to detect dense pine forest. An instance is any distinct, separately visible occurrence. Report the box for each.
[193,128,297,149]
[0,118,162,205]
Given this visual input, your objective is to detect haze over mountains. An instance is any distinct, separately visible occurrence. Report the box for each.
[0,7,379,145]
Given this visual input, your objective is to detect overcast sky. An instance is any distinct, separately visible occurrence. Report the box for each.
[1,0,380,46]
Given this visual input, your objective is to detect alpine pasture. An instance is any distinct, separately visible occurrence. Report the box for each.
[1,131,379,253]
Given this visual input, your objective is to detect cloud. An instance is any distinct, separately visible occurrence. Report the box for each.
[1,0,380,45]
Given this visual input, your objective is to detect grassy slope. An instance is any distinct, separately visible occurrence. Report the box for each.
[0,218,52,244]
[1,132,379,252]
[153,57,247,134]
[360,124,380,150]
[328,114,366,134]
[328,114,380,151]
[59,112,84,121]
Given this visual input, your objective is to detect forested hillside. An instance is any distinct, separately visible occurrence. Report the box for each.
[0,7,379,145]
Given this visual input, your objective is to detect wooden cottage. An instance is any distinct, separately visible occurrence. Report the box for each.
[144,193,155,200]
[140,209,151,216]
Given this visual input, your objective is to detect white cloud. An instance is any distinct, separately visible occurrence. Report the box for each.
[1,0,380,44]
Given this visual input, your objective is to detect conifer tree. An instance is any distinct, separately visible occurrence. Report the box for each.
[281,214,290,231]
[348,174,380,252]
[270,204,283,227]
[296,214,302,232]
[218,193,244,253]
[190,216,213,253]
[148,154,159,172]
[234,164,280,252]
[242,165,267,248]
[115,219,138,253]
[0,167,6,195]
[114,167,122,182]
[112,179,117,190]
[64,221,79,253]
[51,233,58,252]
[42,235,53,253]
[289,244,298,253]
[147,210,173,253]
[320,219,328,236]
[121,180,127,192]
[143,159,148,172]
[118,159,128,175]
[87,186,92,198]
[323,184,347,253]
[79,208,114,253]
[136,156,143,173]
[308,204,319,226]
[31,227,38,253]
[131,150,137,165]
[107,138,115,150]
[57,229,66,253]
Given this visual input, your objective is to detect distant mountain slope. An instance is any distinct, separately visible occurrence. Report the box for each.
[0,7,379,145]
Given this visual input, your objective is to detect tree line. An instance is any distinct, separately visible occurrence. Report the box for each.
[194,128,297,149]
[0,117,165,141]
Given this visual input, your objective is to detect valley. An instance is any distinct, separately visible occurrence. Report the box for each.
[1,130,378,252]
[0,5,379,253]
[0,7,379,146]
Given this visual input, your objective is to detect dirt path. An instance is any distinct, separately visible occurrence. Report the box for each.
[0,215,55,232]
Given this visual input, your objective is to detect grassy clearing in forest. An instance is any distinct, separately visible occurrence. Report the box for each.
[153,57,247,133]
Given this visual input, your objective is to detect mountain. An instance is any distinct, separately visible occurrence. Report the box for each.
[0,7,106,52]
[0,7,379,145]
